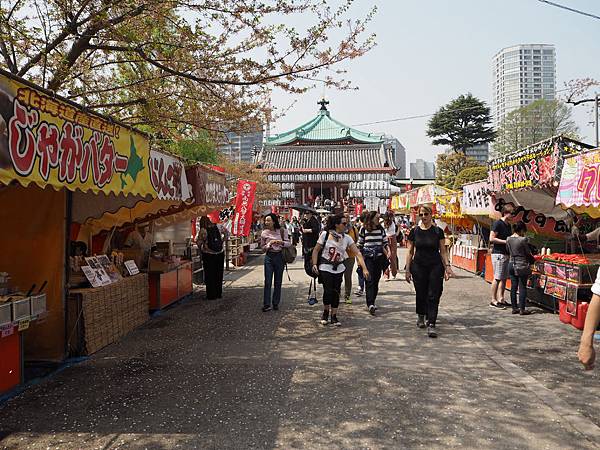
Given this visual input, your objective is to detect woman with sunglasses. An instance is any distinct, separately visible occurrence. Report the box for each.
[312,214,369,326]
[405,205,453,337]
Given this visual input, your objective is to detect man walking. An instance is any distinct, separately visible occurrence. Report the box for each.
[490,205,513,309]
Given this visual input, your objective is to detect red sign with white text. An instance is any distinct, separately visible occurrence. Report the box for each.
[232,180,257,236]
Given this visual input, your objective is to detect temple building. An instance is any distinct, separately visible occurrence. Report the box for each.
[259,100,398,209]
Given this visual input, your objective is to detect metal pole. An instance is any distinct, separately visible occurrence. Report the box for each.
[595,93,599,148]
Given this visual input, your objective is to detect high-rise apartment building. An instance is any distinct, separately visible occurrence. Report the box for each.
[217,129,264,162]
[445,143,489,164]
[492,44,556,128]
[410,159,435,179]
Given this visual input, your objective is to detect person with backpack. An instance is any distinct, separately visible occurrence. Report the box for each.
[260,213,292,312]
[311,214,369,326]
[197,216,225,300]
[357,211,389,315]
[506,221,534,315]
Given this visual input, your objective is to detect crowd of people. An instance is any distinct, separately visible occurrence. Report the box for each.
[256,207,451,338]
[195,205,600,368]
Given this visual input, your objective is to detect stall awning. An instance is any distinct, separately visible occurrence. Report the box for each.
[0,70,189,200]
[556,148,600,218]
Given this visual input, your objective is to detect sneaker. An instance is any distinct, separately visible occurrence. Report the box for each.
[262,305,272,312]
[273,305,279,311]
[512,309,520,314]
[427,325,438,338]
[417,315,426,329]
[308,296,318,306]
[344,294,352,304]
[320,310,329,325]
[331,315,341,327]
[519,309,532,316]
[498,300,511,307]
[489,301,506,310]
[355,289,364,296]
[368,305,376,316]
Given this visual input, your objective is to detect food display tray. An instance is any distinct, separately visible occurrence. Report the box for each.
[0,303,11,326]
[12,297,31,322]
[30,294,46,317]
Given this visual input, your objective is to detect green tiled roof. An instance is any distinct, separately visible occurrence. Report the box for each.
[266,102,384,146]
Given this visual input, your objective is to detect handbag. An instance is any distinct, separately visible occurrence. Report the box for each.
[280,229,297,264]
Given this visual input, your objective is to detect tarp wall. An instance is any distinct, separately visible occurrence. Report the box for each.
[0,184,66,360]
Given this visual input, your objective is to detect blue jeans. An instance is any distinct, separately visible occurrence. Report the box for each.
[264,252,284,307]
[357,266,365,291]
[509,263,529,311]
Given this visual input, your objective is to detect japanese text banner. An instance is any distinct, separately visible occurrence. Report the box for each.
[556,149,600,208]
[0,72,156,197]
[232,180,256,237]
[462,181,492,215]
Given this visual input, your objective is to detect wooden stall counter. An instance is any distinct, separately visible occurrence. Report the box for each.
[148,261,193,311]
[67,274,149,356]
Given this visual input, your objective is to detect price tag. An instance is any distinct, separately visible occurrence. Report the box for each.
[1,324,15,338]
[18,319,30,331]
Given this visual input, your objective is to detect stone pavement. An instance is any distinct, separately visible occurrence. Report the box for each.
[0,249,599,449]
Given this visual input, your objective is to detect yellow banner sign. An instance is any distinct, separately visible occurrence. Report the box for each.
[0,71,156,197]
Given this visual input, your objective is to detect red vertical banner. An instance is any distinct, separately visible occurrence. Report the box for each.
[232,180,257,236]
[354,203,364,217]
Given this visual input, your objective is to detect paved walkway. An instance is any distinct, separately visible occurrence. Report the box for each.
[1,249,599,449]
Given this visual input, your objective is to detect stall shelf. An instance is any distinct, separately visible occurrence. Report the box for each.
[67,274,149,356]
[148,261,193,310]
[451,246,487,274]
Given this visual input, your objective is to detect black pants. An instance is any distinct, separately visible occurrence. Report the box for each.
[202,252,224,300]
[410,262,444,326]
[365,257,383,307]
[509,263,529,311]
[320,270,343,308]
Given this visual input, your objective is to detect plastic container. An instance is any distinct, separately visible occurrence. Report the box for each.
[559,300,571,324]
[571,302,589,330]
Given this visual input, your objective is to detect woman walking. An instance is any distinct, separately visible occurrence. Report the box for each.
[197,216,225,300]
[506,221,534,315]
[405,206,453,337]
[357,211,389,315]
[260,213,291,312]
[311,214,369,326]
[383,212,399,281]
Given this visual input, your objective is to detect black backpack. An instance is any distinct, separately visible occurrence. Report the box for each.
[206,226,223,252]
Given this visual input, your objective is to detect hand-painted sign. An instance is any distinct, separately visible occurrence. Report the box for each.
[556,149,600,207]
[232,180,257,237]
[186,164,228,207]
[149,150,190,201]
[462,181,492,215]
[494,197,571,237]
[488,137,590,193]
[0,71,161,197]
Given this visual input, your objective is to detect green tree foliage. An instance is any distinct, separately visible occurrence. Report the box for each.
[427,94,495,153]
[493,99,579,156]
[453,166,488,190]
[168,133,219,164]
[0,0,375,140]
[435,152,481,189]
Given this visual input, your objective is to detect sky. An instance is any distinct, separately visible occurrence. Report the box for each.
[269,0,600,174]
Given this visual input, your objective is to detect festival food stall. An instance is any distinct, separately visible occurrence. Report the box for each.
[449,180,494,274]
[486,136,595,309]
[0,70,195,388]
[547,148,600,327]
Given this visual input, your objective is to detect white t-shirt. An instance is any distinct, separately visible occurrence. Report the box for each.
[317,231,354,274]
[384,222,397,237]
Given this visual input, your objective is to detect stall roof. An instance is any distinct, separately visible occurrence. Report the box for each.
[0,70,188,200]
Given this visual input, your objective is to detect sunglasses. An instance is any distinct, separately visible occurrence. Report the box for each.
[419,213,430,217]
